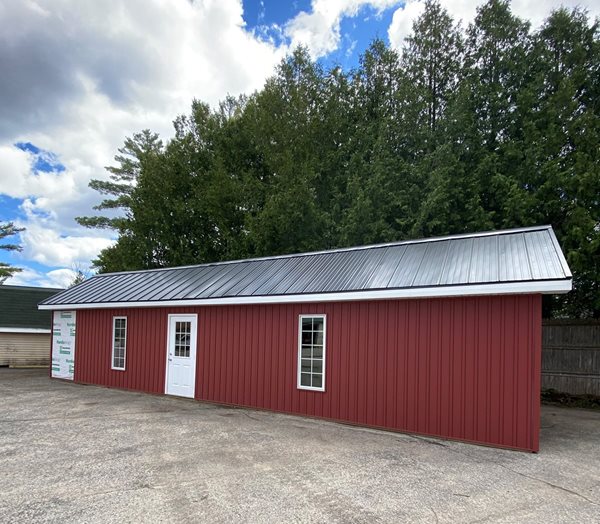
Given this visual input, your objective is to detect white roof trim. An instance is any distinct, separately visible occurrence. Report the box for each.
[38,279,572,311]
[547,227,572,278]
[0,327,51,334]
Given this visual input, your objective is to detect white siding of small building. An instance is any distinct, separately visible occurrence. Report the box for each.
[0,332,50,367]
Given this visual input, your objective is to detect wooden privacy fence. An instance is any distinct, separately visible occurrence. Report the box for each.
[542,320,600,396]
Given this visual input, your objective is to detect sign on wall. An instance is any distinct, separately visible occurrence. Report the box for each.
[51,311,76,380]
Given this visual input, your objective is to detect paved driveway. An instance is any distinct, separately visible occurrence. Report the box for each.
[1,369,599,523]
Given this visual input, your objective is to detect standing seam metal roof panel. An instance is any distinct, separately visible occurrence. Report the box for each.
[56,274,111,304]
[440,238,474,285]
[146,267,201,301]
[217,259,276,297]
[498,234,531,281]
[153,266,212,300]
[339,248,387,290]
[205,261,266,298]
[469,236,499,284]
[387,243,429,288]
[39,226,572,307]
[333,250,386,291]
[525,230,565,280]
[168,266,217,300]
[190,263,252,299]
[364,245,408,289]
[412,241,450,287]
[251,256,314,296]
[263,255,318,295]
[298,251,356,293]
[285,254,337,294]
[129,268,190,302]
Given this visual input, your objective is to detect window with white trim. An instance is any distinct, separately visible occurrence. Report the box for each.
[112,317,127,370]
[298,315,326,391]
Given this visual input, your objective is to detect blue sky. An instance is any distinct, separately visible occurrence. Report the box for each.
[242,0,398,70]
[1,0,597,288]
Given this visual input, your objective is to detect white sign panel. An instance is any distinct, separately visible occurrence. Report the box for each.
[51,311,76,380]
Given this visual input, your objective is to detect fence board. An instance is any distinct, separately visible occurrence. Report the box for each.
[542,320,600,396]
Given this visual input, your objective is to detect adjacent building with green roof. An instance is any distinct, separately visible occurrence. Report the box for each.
[1,285,63,367]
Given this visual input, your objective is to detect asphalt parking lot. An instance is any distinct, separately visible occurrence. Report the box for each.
[1,369,599,523]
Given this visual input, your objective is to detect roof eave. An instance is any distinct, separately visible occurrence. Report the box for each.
[38,278,572,311]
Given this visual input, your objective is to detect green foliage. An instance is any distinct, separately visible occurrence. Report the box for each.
[79,3,600,317]
[0,222,24,283]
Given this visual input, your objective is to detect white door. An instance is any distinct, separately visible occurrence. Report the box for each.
[165,314,197,398]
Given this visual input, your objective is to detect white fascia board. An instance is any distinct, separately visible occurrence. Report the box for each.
[37,279,572,311]
[0,327,51,334]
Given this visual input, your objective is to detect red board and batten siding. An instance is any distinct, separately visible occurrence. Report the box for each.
[73,294,542,451]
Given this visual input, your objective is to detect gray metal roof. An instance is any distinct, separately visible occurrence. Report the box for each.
[39,226,572,309]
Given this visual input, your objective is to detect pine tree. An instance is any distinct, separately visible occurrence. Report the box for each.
[402,0,463,152]
[0,222,24,283]
[524,9,600,317]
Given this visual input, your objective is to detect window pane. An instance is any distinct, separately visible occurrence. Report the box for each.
[312,374,322,388]
[312,359,323,374]
[298,315,325,390]
[113,318,127,369]
[173,320,192,358]
[175,344,190,358]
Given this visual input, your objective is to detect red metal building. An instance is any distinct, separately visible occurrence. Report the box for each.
[40,226,571,451]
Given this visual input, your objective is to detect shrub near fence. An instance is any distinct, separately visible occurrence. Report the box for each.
[542,320,600,396]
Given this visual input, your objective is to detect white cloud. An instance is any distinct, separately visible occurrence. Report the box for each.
[17,222,114,268]
[285,0,401,58]
[6,266,77,289]
[0,147,78,205]
[0,146,32,191]
[388,0,600,48]
[0,0,289,285]
[388,1,426,49]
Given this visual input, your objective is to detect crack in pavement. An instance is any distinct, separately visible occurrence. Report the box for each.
[0,408,200,423]
[494,462,599,506]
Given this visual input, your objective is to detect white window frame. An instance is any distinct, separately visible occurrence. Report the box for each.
[111,316,127,371]
[297,314,326,392]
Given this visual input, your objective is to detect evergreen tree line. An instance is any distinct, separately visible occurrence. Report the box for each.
[78,0,600,318]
